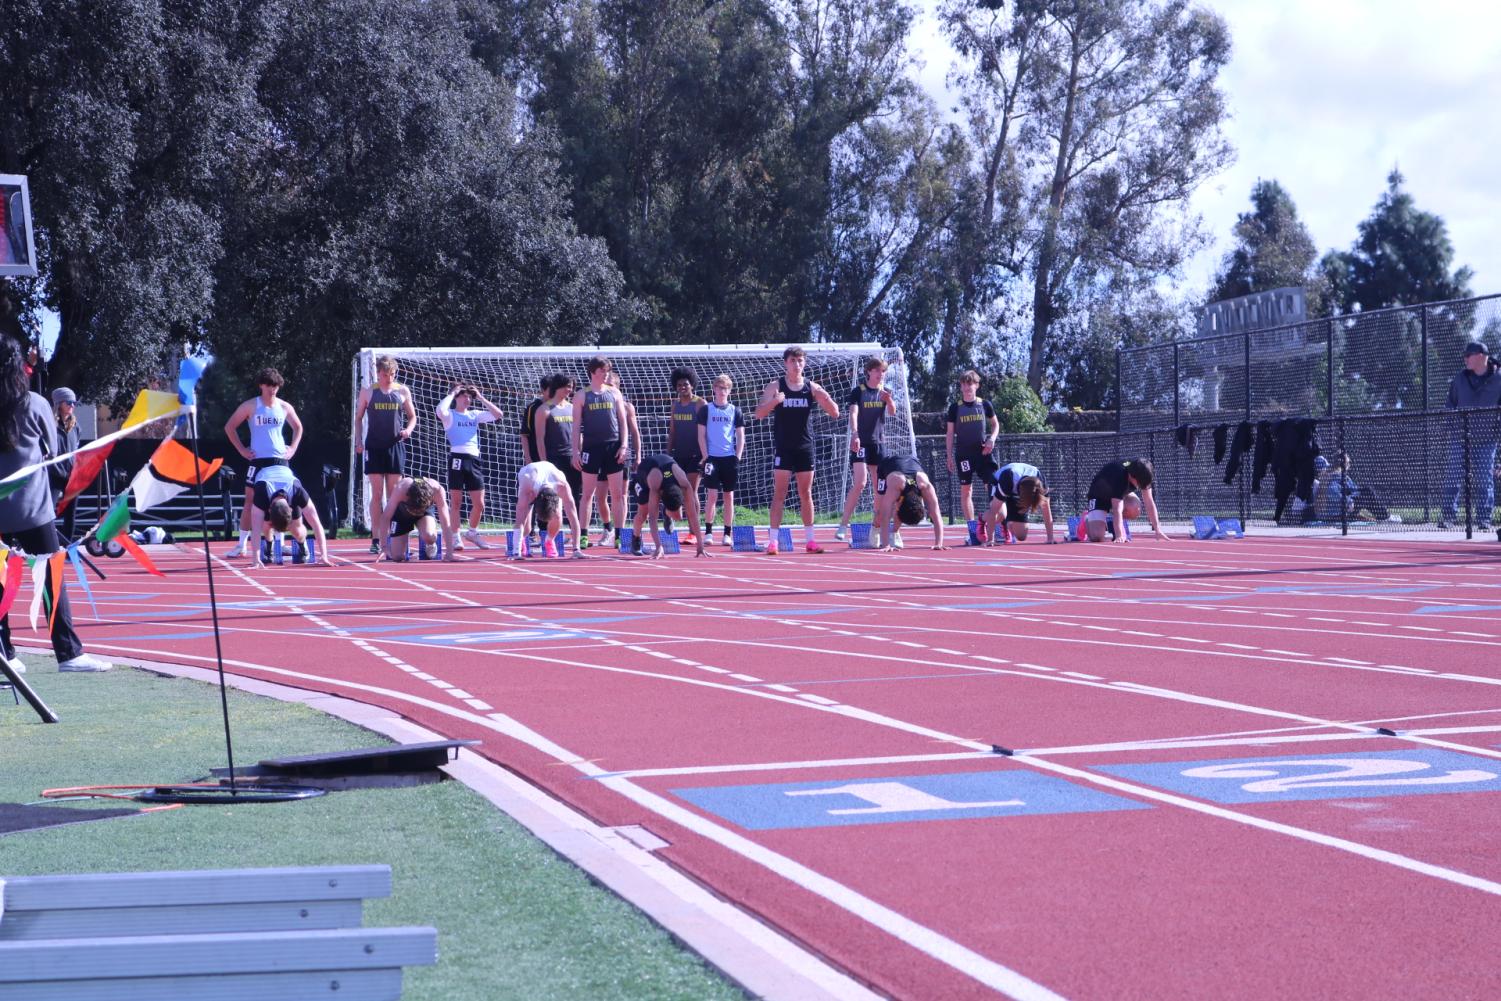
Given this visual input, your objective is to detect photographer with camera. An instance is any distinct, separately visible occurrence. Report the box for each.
[1439,341,1501,530]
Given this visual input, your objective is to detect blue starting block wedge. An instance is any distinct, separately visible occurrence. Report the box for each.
[304,538,317,564]
[774,526,794,551]
[731,525,761,552]
[552,531,568,557]
[1192,516,1220,540]
[506,530,533,557]
[1066,515,1081,542]
[272,533,288,565]
[967,519,982,546]
[417,533,443,561]
[659,530,682,555]
[618,527,636,552]
[1217,518,1243,539]
[850,522,875,549]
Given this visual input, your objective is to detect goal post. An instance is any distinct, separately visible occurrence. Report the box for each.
[347,343,918,534]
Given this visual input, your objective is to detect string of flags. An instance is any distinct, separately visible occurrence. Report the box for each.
[0,352,218,630]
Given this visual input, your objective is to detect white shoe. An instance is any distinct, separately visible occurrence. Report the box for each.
[59,653,112,672]
[892,531,905,550]
[599,529,616,548]
[834,525,848,542]
[1386,514,1403,523]
[451,536,466,551]
[464,529,490,549]
[4,655,24,675]
[225,543,245,558]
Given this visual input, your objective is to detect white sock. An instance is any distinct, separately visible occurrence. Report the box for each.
[238,530,250,546]
[805,526,816,545]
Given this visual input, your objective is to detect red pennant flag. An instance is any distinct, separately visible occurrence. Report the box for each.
[117,534,165,577]
[56,443,114,515]
[0,554,22,619]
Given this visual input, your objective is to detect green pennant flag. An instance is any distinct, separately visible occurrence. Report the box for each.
[95,494,131,544]
[0,470,32,500]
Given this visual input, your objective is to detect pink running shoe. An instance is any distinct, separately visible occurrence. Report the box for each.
[805,543,825,554]
[542,537,558,558]
[764,541,779,555]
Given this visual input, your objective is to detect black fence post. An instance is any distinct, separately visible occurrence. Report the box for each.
[1172,343,1180,429]
[1420,307,1429,412]
[1243,332,1252,421]
[1326,318,1335,416]
[1114,348,1122,434]
[1339,418,1348,537]
[1072,437,1080,516]
[1464,410,1473,540]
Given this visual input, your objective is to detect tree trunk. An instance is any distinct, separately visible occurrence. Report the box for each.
[1028,35,1082,394]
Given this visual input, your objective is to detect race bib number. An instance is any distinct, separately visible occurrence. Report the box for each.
[451,457,463,471]
[704,461,716,476]
[855,446,866,459]
[959,459,971,473]
[581,450,591,464]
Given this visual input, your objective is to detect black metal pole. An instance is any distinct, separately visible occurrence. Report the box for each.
[1172,344,1180,429]
[185,408,238,792]
[1114,349,1122,435]
[1464,410,1473,540]
[1339,418,1348,537]
[1326,318,1335,417]
[0,654,59,723]
[1420,307,1429,412]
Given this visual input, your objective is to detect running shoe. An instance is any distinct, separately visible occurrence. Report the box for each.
[368,539,381,555]
[975,519,989,544]
[764,541,779,555]
[834,525,848,542]
[465,529,490,549]
[891,531,905,550]
[451,535,466,551]
[599,528,616,548]
[5,655,25,675]
[805,543,825,554]
[542,537,558,558]
[225,543,245,558]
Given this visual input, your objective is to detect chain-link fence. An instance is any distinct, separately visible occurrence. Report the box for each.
[917,405,1501,538]
[1120,294,1501,431]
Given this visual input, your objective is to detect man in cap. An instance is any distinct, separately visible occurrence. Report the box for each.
[1439,341,1501,530]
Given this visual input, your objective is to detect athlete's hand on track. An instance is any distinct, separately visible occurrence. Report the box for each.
[930,544,949,551]
[650,546,666,560]
[695,545,711,558]
[1154,530,1173,542]
[1113,534,1131,544]
[321,554,335,566]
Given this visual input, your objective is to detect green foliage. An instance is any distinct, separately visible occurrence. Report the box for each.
[1210,179,1329,316]
[991,374,1049,433]
[1321,169,1473,315]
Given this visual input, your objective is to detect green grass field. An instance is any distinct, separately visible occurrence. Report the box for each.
[0,661,745,1001]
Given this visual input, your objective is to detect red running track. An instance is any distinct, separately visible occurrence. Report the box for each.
[29,535,1501,1000]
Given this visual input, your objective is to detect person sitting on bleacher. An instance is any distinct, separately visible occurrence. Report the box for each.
[1317,452,1399,524]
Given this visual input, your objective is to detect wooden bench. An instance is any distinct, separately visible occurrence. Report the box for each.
[0,865,437,1000]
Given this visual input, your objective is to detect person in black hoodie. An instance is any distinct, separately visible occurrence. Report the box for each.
[0,339,110,673]
[1439,341,1501,529]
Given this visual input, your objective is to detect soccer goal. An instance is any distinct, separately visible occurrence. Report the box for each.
[348,344,917,532]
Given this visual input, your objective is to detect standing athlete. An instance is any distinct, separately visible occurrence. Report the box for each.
[754,346,840,555]
[437,384,503,550]
[572,356,628,548]
[697,373,745,546]
[668,367,706,535]
[836,356,896,542]
[224,368,303,558]
[534,373,583,521]
[946,370,999,542]
[353,355,417,554]
[519,374,549,465]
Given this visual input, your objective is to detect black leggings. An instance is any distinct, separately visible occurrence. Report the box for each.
[1,521,84,663]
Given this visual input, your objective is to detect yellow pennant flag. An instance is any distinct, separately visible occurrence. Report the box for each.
[122,390,181,429]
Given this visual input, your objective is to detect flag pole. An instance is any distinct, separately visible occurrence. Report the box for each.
[182,398,238,793]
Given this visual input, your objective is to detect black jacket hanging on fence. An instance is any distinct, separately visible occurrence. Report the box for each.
[1212,424,1230,465]
[1251,421,1276,492]
[1223,421,1254,485]
[1271,417,1320,521]
[1175,424,1198,457]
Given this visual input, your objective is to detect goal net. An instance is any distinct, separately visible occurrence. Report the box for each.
[348,344,917,532]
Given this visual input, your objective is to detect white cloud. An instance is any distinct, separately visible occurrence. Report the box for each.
[906,0,1501,301]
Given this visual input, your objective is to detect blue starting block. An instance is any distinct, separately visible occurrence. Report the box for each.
[773,526,793,551]
[1068,514,1132,542]
[731,525,761,552]
[618,527,636,552]
[659,530,681,554]
[1193,516,1244,540]
[417,534,444,561]
[967,520,982,546]
[506,530,533,557]
[850,522,875,549]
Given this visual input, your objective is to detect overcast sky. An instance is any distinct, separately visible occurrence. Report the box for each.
[909,0,1501,301]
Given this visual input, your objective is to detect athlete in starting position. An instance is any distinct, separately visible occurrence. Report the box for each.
[626,453,708,559]
[1081,458,1170,543]
[377,476,457,562]
[513,460,586,559]
[871,455,947,551]
[247,463,332,568]
[982,461,1055,544]
[836,356,896,542]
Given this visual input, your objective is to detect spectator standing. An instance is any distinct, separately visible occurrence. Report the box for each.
[1439,341,1501,529]
[50,387,81,542]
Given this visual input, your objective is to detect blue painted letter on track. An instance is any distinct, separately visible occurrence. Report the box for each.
[672,770,1147,830]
